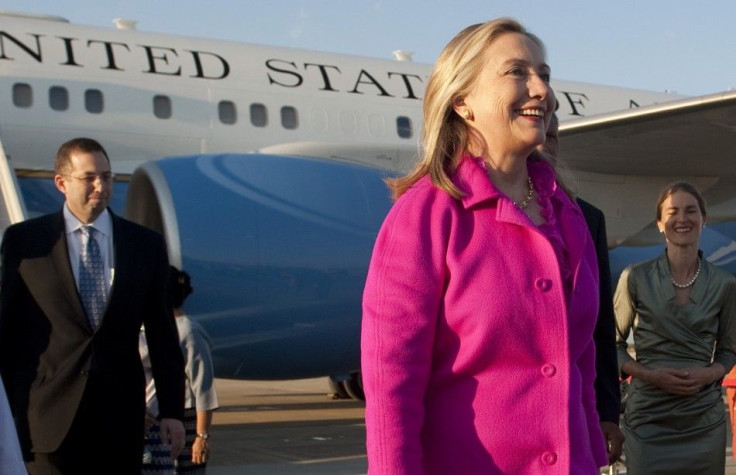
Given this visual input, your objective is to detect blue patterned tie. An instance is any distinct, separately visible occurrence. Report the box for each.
[79,226,106,331]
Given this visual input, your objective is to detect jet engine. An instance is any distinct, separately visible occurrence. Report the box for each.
[126,153,395,383]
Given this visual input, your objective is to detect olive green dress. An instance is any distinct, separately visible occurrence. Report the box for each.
[615,252,736,475]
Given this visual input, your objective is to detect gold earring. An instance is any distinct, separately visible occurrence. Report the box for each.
[463,110,471,120]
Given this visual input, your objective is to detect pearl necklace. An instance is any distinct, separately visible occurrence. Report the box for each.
[670,257,702,289]
[513,178,535,209]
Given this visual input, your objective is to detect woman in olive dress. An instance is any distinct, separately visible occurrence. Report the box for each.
[615,182,736,474]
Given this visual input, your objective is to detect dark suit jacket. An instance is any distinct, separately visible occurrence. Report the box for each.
[0,209,184,455]
[577,198,620,424]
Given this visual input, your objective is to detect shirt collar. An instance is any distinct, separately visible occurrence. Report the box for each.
[63,205,112,238]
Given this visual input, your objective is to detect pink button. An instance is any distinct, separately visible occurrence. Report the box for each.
[541,364,556,377]
[541,451,557,465]
[535,278,552,292]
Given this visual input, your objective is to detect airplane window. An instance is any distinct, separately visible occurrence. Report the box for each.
[369,114,386,136]
[85,89,104,114]
[49,86,69,111]
[396,116,413,139]
[281,106,298,130]
[218,100,237,125]
[250,103,267,127]
[153,95,172,119]
[12,83,32,108]
[340,112,358,135]
[310,109,328,132]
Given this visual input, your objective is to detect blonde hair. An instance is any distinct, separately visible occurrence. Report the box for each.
[388,18,546,200]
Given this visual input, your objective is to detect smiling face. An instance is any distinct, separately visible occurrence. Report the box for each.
[657,190,705,248]
[457,32,555,160]
[54,150,113,224]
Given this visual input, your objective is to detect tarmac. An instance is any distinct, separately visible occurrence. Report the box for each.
[206,377,736,474]
[208,378,366,474]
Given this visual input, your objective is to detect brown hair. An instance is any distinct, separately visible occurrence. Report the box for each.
[656,182,707,220]
[54,137,110,175]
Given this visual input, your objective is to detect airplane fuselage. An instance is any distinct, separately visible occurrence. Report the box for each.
[0,12,682,175]
[2,12,735,384]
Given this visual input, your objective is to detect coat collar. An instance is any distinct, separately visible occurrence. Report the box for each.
[452,155,503,209]
[452,154,579,219]
[449,155,592,287]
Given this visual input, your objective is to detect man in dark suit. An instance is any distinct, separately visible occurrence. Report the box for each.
[0,138,185,473]
[540,114,625,464]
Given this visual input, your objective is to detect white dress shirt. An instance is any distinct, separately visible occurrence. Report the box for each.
[63,206,115,298]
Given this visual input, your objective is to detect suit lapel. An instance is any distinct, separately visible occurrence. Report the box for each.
[47,212,90,329]
[105,213,129,314]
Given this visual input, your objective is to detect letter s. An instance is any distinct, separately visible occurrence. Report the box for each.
[266,59,302,88]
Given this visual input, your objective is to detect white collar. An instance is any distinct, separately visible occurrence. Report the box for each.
[63,206,113,238]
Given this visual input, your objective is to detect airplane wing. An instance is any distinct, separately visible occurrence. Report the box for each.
[557,90,736,247]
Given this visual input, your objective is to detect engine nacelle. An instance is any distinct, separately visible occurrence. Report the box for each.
[126,153,395,379]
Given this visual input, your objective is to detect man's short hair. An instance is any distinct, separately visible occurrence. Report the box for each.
[54,138,110,175]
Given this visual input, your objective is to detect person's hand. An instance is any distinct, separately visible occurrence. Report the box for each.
[144,411,157,431]
[645,367,701,396]
[159,418,185,459]
[680,366,723,392]
[191,436,209,464]
[599,421,624,464]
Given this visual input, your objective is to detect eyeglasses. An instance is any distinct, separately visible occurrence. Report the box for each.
[64,172,115,184]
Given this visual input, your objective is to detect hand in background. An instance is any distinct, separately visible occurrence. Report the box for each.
[159,418,186,459]
[599,421,624,464]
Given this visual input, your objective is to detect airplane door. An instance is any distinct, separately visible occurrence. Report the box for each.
[0,137,26,233]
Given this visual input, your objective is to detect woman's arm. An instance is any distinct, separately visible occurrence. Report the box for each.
[361,191,448,475]
[713,277,736,374]
[621,359,716,395]
[191,410,213,464]
[182,320,219,464]
[613,266,637,376]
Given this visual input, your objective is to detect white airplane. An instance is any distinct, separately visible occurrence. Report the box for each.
[3,10,736,245]
[1,11,735,390]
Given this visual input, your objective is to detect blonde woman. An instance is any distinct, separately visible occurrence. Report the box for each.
[362,18,608,474]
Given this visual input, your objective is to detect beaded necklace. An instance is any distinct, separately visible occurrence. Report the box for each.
[670,257,702,289]
[513,178,534,209]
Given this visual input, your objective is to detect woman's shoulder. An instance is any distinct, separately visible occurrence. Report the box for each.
[175,315,194,338]
[621,254,661,282]
[390,174,459,216]
[402,173,452,199]
[704,259,736,286]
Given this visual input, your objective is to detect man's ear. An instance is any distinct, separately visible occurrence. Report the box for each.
[54,174,67,194]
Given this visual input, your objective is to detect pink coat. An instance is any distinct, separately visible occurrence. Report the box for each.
[361,156,608,474]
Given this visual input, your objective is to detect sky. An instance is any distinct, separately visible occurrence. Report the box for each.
[1,1,735,96]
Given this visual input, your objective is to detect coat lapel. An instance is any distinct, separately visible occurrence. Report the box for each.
[28,212,90,329]
[105,213,129,314]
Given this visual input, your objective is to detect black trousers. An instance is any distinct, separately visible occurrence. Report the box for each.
[26,376,144,474]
